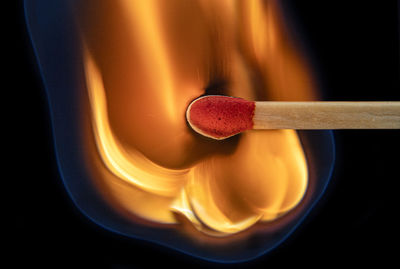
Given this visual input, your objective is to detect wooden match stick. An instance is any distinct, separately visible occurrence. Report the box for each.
[186,95,400,140]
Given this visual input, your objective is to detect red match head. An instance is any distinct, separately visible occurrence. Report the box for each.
[186,95,255,140]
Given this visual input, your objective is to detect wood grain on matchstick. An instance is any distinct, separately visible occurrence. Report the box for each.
[254,101,400,129]
[187,96,400,140]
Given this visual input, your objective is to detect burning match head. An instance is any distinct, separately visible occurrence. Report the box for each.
[186,95,255,140]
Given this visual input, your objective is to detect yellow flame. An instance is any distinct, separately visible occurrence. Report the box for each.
[79,0,315,236]
[119,0,178,122]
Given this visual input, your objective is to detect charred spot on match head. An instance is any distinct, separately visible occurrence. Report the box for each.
[188,96,255,139]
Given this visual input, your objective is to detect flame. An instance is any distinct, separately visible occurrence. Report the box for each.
[79,0,316,236]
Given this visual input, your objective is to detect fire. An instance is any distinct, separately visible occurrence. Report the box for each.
[78,0,316,236]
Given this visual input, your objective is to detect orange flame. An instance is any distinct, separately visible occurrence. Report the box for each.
[78,0,316,236]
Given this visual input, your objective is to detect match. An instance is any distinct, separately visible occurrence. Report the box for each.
[186,95,400,140]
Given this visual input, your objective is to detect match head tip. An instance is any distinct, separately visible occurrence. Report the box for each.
[186,95,255,140]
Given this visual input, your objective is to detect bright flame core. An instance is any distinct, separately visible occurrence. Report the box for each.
[80,0,316,236]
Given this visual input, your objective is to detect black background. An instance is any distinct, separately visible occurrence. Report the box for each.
[14,0,399,268]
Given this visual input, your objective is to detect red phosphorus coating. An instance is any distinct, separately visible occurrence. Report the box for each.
[188,96,255,139]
